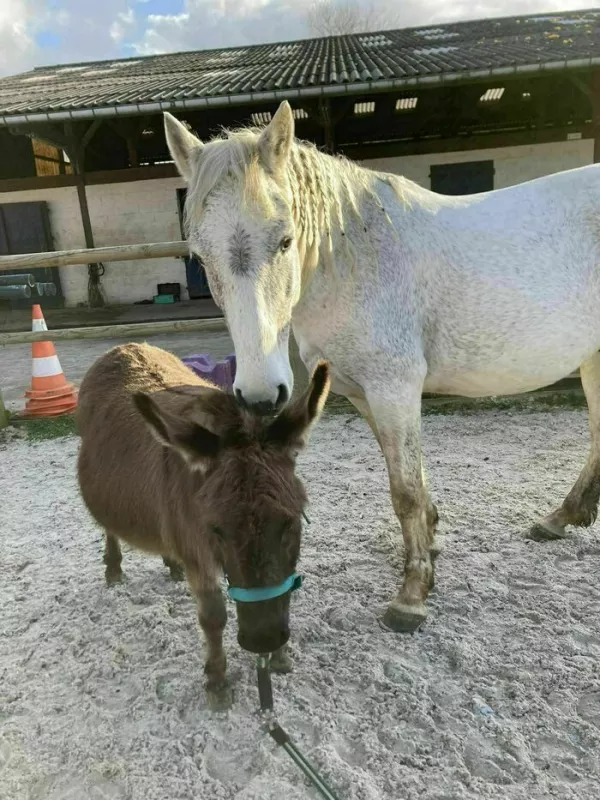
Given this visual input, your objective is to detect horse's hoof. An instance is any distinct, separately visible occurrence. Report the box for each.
[381,601,428,633]
[430,538,443,559]
[270,649,293,674]
[528,521,568,541]
[207,682,233,711]
[105,569,123,586]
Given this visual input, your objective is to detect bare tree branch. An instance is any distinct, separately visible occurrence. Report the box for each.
[307,0,401,37]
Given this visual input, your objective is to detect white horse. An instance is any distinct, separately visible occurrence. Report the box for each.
[164,101,600,632]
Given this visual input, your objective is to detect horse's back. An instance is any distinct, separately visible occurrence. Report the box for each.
[369,164,600,396]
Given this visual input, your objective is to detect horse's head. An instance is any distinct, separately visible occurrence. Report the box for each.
[165,102,300,415]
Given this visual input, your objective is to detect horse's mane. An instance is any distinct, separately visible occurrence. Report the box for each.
[184,123,411,276]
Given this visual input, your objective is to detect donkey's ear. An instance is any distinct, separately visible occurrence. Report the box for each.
[266,362,330,451]
[258,101,294,175]
[164,112,204,183]
[133,389,220,469]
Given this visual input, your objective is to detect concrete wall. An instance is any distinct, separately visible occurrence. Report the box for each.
[0,137,593,307]
[363,137,594,188]
[0,176,187,307]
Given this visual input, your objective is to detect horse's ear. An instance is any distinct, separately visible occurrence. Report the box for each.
[258,101,294,175]
[133,387,223,470]
[266,362,330,452]
[164,112,204,183]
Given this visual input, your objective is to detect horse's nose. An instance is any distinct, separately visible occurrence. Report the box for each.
[235,384,289,416]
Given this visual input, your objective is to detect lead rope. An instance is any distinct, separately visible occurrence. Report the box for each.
[256,656,340,800]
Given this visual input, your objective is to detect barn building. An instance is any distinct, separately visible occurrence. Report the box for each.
[0,8,599,309]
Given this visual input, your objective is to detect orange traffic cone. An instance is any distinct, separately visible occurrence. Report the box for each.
[22,305,77,418]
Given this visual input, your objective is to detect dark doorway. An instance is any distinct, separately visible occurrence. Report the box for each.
[176,189,212,299]
[0,201,63,308]
[430,160,495,195]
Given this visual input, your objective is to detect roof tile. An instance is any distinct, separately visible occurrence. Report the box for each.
[0,9,598,119]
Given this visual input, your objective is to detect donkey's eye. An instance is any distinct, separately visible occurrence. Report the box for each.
[280,236,293,253]
[211,526,226,541]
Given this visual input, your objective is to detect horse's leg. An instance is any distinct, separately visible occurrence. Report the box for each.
[103,532,123,586]
[350,393,441,566]
[348,394,382,446]
[185,564,231,709]
[162,556,185,582]
[530,351,600,540]
[367,382,435,632]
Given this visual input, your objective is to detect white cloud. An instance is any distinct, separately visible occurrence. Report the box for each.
[0,0,42,76]
[110,7,136,43]
[134,0,315,56]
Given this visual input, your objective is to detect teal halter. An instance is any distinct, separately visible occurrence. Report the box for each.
[227,573,303,603]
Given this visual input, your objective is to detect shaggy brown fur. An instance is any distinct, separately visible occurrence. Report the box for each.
[76,342,329,708]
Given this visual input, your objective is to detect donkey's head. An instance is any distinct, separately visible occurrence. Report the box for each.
[133,362,330,654]
[165,102,300,415]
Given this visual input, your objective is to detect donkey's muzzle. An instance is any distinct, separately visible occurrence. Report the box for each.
[237,624,290,655]
[236,603,290,654]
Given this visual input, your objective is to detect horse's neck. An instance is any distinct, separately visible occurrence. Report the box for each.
[288,143,371,287]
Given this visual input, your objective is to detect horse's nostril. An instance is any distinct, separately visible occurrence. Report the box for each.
[276,384,289,409]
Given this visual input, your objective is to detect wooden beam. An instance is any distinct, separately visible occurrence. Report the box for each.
[0,316,226,346]
[590,69,600,163]
[0,163,180,193]
[339,124,595,160]
[65,120,106,306]
[0,389,8,429]
[0,241,189,272]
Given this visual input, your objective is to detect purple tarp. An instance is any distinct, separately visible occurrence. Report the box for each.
[182,353,237,393]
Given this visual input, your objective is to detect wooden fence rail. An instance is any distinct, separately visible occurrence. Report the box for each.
[0,317,227,347]
[0,241,189,273]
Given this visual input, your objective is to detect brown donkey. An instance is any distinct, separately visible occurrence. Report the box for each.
[77,343,330,707]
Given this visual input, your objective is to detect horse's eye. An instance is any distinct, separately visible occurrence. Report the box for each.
[280,236,293,252]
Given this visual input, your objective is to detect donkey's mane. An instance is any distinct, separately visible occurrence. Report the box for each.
[184,124,413,275]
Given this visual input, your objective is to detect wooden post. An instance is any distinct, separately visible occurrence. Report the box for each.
[317,99,335,154]
[65,121,104,307]
[592,70,600,163]
[0,389,8,429]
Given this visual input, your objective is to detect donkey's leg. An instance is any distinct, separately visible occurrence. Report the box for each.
[270,644,293,674]
[530,351,600,541]
[185,565,231,709]
[368,381,435,632]
[351,393,440,566]
[162,556,185,582]
[103,532,123,586]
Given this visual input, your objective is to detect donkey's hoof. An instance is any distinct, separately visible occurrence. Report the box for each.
[270,649,293,674]
[528,521,568,542]
[168,566,185,582]
[207,681,233,712]
[105,569,123,586]
[382,601,428,633]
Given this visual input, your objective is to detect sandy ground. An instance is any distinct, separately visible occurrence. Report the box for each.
[2,408,600,800]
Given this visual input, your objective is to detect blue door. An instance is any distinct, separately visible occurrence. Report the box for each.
[177,189,212,299]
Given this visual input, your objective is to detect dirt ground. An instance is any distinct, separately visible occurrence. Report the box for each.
[2,406,600,800]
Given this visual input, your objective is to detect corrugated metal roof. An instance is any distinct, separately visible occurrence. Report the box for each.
[0,9,599,123]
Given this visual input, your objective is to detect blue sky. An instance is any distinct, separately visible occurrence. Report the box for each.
[0,0,590,76]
